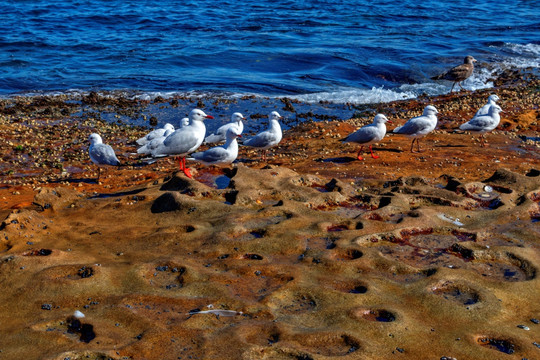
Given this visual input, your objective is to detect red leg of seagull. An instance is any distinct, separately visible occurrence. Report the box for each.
[356,146,364,161]
[369,145,379,159]
[182,157,192,178]
[178,157,184,170]
[410,139,416,153]
[262,150,267,162]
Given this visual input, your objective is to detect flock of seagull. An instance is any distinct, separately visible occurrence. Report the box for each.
[88,93,502,180]
[87,56,503,181]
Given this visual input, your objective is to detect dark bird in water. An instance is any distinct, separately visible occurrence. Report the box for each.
[431,55,477,92]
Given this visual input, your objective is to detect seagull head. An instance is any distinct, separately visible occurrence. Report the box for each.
[488,94,500,103]
[179,117,189,127]
[269,111,282,121]
[88,133,103,145]
[225,126,242,140]
[190,109,214,122]
[164,123,175,131]
[374,114,392,124]
[465,55,477,64]
[490,104,503,114]
[232,112,245,122]
[423,105,439,116]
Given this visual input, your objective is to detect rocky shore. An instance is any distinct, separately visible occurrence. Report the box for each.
[0,77,539,359]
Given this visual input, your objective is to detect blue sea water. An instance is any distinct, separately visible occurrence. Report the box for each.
[0,0,539,104]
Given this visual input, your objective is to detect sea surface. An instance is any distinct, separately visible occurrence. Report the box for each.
[1,0,539,105]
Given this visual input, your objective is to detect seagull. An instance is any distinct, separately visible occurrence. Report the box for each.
[393,105,439,152]
[136,123,175,146]
[431,56,477,92]
[243,111,282,161]
[88,133,120,182]
[189,127,241,166]
[205,112,245,144]
[342,114,392,160]
[150,108,213,178]
[459,104,503,147]
[474,94,499,117]
[136,127,174,155]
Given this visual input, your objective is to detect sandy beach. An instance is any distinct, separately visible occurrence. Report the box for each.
[0,77,539,359]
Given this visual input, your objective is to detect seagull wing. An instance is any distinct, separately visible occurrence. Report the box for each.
[460,115,494,131]
[394,117,429,135]
[343,125,380,144]
[244,130,277,148]
[91,144,120,166]
[161,127,200,155]
[191,146,230,164]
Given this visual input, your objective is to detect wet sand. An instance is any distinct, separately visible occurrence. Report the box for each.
[0,80,539,359]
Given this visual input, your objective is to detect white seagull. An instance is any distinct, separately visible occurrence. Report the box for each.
[342,114,392,160]
[459,104,503,147]
[205,112,245,144]
[189,127,241,166]
[243,111,282,161]
[393,105,439,152]
[150,108,213,178]
[474,94,499,117]
[88,133,120,182]
[136,123,175,146]
[136,127,175,155]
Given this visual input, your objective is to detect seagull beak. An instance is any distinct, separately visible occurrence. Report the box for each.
[386,120,393,123]
[206,115,214,119]
[238,134,242,137]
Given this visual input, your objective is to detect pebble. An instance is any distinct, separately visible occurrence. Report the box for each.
[530,318,539,324]
[517,324,530,330]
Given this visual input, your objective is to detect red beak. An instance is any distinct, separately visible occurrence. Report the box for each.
[206,115,214,119]
[387,120,393,123]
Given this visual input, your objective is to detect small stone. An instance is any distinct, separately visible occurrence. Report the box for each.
[41,304,52,310]
[530,318,539,324]
[517,325,530,330]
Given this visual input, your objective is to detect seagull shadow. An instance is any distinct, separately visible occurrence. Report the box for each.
[319,157,356,163]
[434,144,467,148]
[89,188,146,199]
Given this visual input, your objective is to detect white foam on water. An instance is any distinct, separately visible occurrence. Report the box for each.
[287,86,417,104]
[490,42,540,69]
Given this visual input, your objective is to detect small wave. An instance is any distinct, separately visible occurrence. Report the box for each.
[505,42,540,56]
[288,87,417,104]
[488,42,540,69]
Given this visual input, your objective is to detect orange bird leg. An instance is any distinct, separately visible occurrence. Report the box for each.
[369,145,379,159]
[182,157,192,178]
[356,146,364,161]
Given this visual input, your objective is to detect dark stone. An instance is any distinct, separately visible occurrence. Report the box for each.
[78,266,94,278]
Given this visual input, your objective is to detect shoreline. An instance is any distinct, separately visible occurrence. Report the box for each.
[0,76,538,207]
[0,78,539,359]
